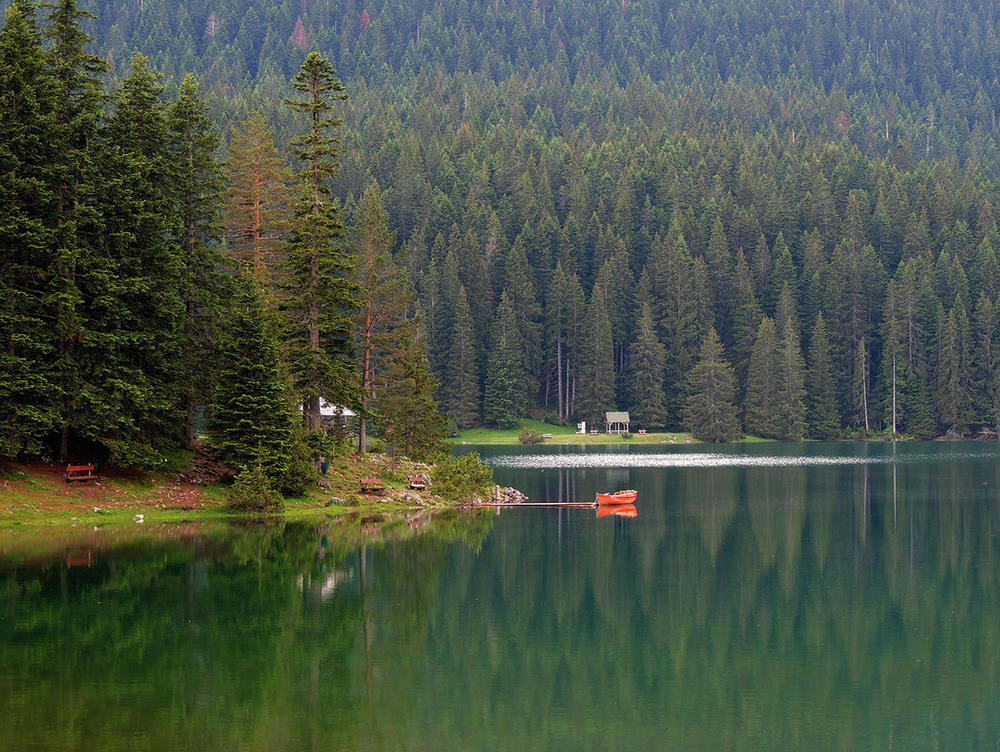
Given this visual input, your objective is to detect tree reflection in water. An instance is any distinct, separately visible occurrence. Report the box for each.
[3,443,1000,750]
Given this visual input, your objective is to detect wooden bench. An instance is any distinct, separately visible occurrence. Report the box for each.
[65,464,97,482]
[408,476,426,490]
[360,477,384,494]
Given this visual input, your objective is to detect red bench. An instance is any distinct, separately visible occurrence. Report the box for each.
[360,478,384,493]
[65,464,97,482]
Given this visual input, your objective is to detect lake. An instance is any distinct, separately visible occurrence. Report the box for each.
[2,441,1000,750]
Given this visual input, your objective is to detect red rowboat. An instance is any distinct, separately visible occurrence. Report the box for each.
[595,489,637,505]
[597,503,637,518]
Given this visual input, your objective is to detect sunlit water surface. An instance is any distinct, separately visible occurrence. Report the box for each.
[3,441,1000,750]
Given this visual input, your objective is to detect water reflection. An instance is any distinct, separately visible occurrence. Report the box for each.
[2,443,1000,750]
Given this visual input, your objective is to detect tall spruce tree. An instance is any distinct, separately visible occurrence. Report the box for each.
[575,284,616,428]
[775,317,807,440]
[503,238,543,404]
[223,111,294,276]
[806,315,841,439]
[168,73,225,447]
[684,328,739,443]
[483,292,524,428]
[208,272,294,484]
[42,0,106,461]
[648,231,702,426]
[92,53,186,465]
[352,183,417,451]
[283,51,357,431]
[0,0,59,456]
[627,301,668,428]
[440,285,481,428]
[373,333,447,461]
[971,293,999,432]
[744,316,781,438]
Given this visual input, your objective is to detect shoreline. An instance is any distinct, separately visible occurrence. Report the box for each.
[0,451,496,531]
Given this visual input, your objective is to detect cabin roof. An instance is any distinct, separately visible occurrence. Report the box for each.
[605,411,630,423]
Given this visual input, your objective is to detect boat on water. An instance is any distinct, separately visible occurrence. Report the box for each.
[597,503,637,518]
[595,489,637,505]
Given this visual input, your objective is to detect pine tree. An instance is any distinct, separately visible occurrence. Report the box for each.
[971,293,999,432]
[775,318,807,440]
[0,0,59,456]
[283,51,357,431]
[91,53,186,465]
[208,272,294,484]
[744,316,781,438]
[627,302,668,428]
[729,250,764,401]
[168,73,225,447]
[575,284,616,427]
[223,111,294,275]
[41,0,106,461]
[806,315,840,439]
[503,237,543,403]
[373,331,447,461]
[684,328,739,443]
[648,231,702,426]
[483,292,524,428]
[352,183,416,451]
[440,285,481,428]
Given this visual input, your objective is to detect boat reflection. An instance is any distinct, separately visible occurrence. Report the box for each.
[596,503,637,518]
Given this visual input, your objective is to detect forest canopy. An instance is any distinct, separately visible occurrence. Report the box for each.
[5,0,1000,462]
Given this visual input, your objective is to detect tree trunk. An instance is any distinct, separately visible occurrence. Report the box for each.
[557,339,563,419]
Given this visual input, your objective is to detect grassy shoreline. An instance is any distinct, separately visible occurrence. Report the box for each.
[0,450,489,531]
[450,418,698,445]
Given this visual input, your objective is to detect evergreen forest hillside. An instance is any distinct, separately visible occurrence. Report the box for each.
[7,0,1000,459]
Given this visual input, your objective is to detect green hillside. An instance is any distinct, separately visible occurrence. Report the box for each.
[5,0,1000,468]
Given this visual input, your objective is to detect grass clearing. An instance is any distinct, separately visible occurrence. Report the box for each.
[451,418,696,446]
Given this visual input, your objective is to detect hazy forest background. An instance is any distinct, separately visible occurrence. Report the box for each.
[9,0,1000,455]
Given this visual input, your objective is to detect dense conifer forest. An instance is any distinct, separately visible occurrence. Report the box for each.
[6,0,1000,468]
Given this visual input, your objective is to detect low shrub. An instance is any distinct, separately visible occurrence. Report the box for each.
[518,428,544,444]
[433,453,494,502]
[228,463,284,513]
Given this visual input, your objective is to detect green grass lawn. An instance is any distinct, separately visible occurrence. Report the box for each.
[451,418,696,445]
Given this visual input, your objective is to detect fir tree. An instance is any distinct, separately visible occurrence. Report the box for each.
[168,73,225,447]
[283,51,357,431]
[575,284,616,427]
[775,318,807,440]
[41,0,106,461]
[483,293,524,428]
[223,111,294,275]
[806,315,840,439]
[440,285,481,428]
[627,302,668,429]
[0,0,59,456]
[352,183,416,451]
[684,328,739,443]
[209,272,294,484]
[91,53,186,466]
[373,331,447,461]
[744,316,781,438]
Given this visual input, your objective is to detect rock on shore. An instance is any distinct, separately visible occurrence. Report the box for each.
[493,486,528,504]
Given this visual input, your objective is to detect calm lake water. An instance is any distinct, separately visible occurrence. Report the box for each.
[3,441,1000,750]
